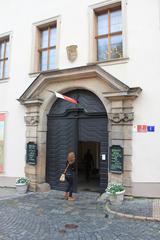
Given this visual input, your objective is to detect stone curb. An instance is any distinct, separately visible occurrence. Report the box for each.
[105,203,160,222]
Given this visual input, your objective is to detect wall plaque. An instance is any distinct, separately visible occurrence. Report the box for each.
[109,145,123,173]
[66,45,77,62]
[26,142,38,165]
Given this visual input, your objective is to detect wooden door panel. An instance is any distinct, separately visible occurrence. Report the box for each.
[46,117,76,191]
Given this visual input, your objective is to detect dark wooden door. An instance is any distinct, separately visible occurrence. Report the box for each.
[46,89,108,192]
[46,115,77,191]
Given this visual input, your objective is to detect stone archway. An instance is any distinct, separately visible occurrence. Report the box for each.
[18,64,142,194]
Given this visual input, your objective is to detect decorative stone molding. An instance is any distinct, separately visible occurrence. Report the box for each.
[19,99,43,107]
[123,113,134,122]
[24,116,39,126]
[108,112,134,123]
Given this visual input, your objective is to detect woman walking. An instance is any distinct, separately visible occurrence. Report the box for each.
[64,152,76,201]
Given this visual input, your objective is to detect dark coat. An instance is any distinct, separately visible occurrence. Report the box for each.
[65,161,75,176]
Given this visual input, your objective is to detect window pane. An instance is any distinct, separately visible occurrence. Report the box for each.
[49,49,56,69]
[41,30,48,48]
[111,10,122,33]
[0,43,5,59]
[5,42,9,58]
[0,61,3,79]
[40,50,48,71]
[97,38,108,61]
[50,27,56,47]
[110,35,122,59]
[4,60,8,78]
[97,14,108,35]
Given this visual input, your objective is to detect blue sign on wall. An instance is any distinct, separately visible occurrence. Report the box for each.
[147,126,155,132]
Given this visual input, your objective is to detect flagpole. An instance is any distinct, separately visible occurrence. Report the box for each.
[77,101,88,113]
[47,90,88,112]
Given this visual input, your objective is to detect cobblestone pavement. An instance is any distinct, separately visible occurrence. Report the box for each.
[0,190,160,240]
[109,198,153,217]
[0,187,17,199]
[0,187,33,201]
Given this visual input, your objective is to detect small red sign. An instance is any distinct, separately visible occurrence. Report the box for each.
[0,164,4,173]
[137,125,147,132]
[0,114,5,121]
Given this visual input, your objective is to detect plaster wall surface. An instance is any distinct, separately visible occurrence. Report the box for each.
[0,0,159,187]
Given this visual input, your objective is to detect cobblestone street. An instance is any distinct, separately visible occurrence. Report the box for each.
[0,190,160,240]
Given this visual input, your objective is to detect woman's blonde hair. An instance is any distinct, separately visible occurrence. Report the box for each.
[67,152,75,163]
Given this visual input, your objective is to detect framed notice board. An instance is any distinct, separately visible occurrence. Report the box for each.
[109,145,123,173]
[26,142,38,165]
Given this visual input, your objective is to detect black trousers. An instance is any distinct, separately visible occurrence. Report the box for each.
[65,175,73,197]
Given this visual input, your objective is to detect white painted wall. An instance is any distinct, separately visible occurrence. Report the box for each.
[104,0,160,182]
[0,0,159,184]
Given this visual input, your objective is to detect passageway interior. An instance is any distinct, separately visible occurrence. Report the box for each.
[77,141,100,192]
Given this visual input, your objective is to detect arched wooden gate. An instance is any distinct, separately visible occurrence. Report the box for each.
[46,89,108,192]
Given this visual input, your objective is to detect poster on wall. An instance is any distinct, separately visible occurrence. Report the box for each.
[109,145,123,173]
[0,113,5,173]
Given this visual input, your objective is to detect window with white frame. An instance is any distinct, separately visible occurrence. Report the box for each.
[0,37,9,79]
[38,24,57,71]
[95,4,123,61]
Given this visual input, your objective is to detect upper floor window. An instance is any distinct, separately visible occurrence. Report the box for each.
[96,5,122,61]
[0,37,9,79]
[38,25,56,71]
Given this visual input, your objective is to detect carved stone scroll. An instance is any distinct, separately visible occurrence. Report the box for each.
[24,116,39,126]
[108,113,134,123]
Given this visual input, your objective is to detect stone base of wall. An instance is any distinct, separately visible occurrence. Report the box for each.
[37,183,51,192]
[29,182,37,192]
[0,176,17,188]
[133,182,160,198]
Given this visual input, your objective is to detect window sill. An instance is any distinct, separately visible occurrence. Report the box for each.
[0,78,9,83]
[87,57,129,66]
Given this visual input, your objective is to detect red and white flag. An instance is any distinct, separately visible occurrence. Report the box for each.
[55,92,78,104]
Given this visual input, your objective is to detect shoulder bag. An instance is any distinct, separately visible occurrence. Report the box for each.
[59,163,69,182]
